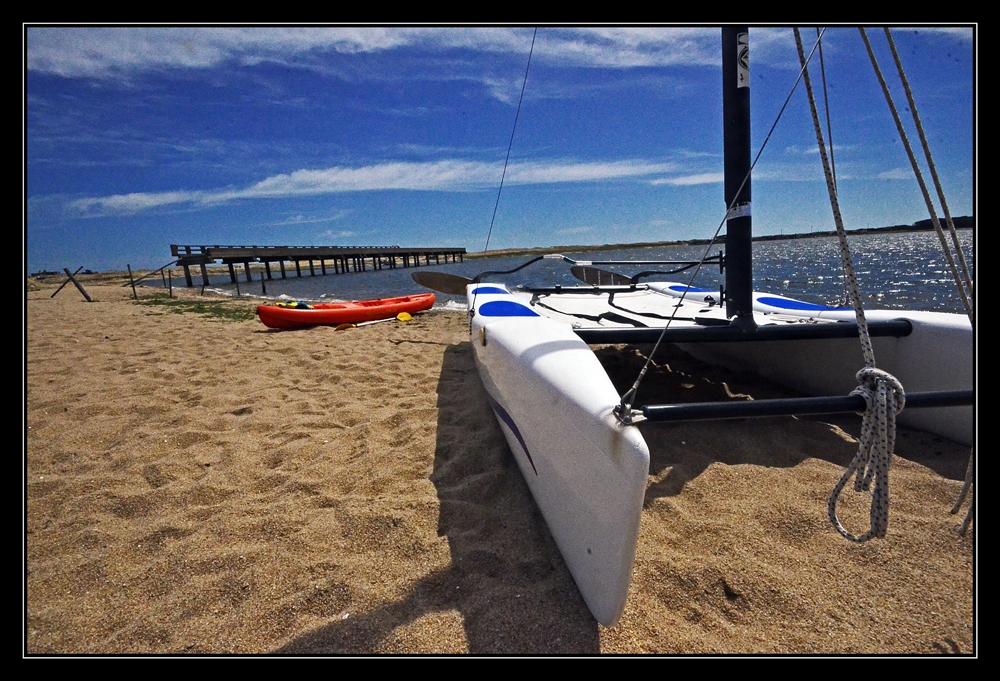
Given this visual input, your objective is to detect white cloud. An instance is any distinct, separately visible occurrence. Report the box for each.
[650,172,724,186]
[801,144,854,156]
[26,26,724,80]
[318,229,358,240]
[877,167,913,180]
[69,189,205,215]
[27,27,426,78]
[537,27,720,68]
[270,211,350,226]
[65,158,675,217]
[506,160,675,185]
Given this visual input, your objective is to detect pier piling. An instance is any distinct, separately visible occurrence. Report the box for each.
[170,245,466,287]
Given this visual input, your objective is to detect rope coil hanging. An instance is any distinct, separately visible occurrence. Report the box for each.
[794,27,905,542]
[828,368,905,540]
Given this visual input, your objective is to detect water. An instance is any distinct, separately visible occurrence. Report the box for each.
[151,230,974,315]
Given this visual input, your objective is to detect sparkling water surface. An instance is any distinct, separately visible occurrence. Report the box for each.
[155,231,973,315]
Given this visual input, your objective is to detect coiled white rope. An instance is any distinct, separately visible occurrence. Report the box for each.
[827,368,905,540]
[794,28,906,542]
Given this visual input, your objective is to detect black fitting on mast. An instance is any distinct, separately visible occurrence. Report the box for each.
[722,27,756,331]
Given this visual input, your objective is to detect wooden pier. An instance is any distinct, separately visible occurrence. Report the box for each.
[169,245,466,287]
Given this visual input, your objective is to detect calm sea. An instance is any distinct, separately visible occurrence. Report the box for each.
[152,231,974,315]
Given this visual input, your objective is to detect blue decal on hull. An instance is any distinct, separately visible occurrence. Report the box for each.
[470,286,510,295]
[668,284,713,293]
[486,394,538,475]
[478,300,540,317]
[756,296,838,311]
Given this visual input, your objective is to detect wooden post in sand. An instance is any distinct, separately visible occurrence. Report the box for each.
[127,265,138,300]
[168,269,173,298]
[64,268,93,302]
[50,266,84,298]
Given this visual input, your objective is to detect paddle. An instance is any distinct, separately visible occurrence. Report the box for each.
[571,264,702,286]
[335,312,413,331]
[570,265,635,286]
[410,271,473,295]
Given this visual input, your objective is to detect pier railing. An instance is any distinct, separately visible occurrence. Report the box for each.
[169,244,465,287]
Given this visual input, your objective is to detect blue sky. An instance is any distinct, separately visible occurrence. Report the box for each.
[25,25,974,273]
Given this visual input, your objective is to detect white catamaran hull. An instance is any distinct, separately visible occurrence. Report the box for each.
[650,283,973,445]
[467,284,649,626]
[467,279,972,625]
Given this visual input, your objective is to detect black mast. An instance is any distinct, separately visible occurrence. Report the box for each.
[722,26,756,330]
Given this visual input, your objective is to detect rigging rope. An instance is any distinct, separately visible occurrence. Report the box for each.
[884,28,975,315]
[814,28,850,308]
[861,27,974,535]
[794,27,904,542]
[859,28,974,324]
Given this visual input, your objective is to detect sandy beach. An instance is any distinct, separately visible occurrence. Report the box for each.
[25,279,975,655]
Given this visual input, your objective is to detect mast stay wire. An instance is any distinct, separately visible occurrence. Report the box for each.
[813,27,850,308]
[470,28,537,330]
[616,29,829,422]
[482,27,537,255]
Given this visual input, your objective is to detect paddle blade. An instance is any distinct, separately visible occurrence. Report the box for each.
[411,271,472,295]
[570,266,633,286]
[334,323,356,331]
[396,312,413,322]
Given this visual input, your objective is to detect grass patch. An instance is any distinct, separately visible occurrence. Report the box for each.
[134,293,257,322]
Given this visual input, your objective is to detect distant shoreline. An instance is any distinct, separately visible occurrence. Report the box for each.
[464,217,974,259]
[28,217,973,278]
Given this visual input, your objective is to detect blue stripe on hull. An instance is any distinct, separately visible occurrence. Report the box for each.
[756,296,838,311]
[486,394,538,475]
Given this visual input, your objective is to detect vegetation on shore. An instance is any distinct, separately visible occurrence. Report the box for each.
[28,272,257,322]
[132,292,258,322]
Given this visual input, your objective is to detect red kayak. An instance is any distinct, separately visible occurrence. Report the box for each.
[257,292,435,329]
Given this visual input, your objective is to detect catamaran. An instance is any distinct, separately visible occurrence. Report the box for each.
[414,27,974,626]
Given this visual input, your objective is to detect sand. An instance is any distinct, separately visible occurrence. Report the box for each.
[25,280,975,656]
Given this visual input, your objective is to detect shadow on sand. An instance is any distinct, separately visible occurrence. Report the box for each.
[273,341,969,654]
[592,343,970,507]
[274,341,600,654]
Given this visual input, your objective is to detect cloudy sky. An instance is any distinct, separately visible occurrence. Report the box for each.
[25,25,974,273]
